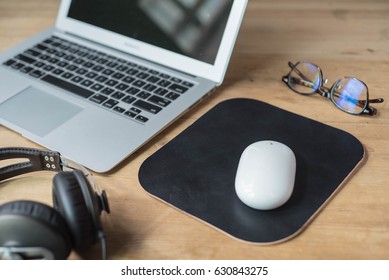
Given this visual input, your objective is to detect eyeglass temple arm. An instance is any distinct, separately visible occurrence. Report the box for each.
[363,98,384,116]
[369,98,384,103]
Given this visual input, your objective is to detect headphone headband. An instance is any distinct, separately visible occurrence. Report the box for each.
[0,147,110,259]
[0,147,63,181]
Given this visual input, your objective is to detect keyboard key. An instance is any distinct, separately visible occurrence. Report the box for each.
[182,81,194,87]
[116,83,129,91]
[106,79,118,87]
[129,107,141,114]
[42,74,94,98]
[81,79,94,87]
[48,57,59,64]
[133,100,162,114]
[67,65,78,71]
[96,58,108,64]
[75,68,87,75]
[166,92,180,100]
[52,69,64,75]
[158,79,171,87]
[171,77,182,83]
[90,94,108,104]
[16,54,36,64]
[95,75,108,83]
[24,49,41,57]
[92,65,104,72]
[159,73,170,79]
[106,61,118,68]
[77,51,89,57]
[126,87,140,95]
[148,69,159,75]
[64,55,75,61]
[147,76,160,83]
[91,83,104,91]
[124,111,137,118]
[126,68,139,75]
[137,72,149,80]
[43,65,55,71]
[54,52,66,58]
[29,70,46,78]
[86,55,98,61]
[112,91,125,100]
[3,59,16,66]
[83,62,95,68]
[35,44,48,51]
[58,44,70,51]
[71,76,84,83]
[133,80,146,88]
[135,115,149,123]
[103,99,119,108]
[102,69,114,76]
[169,83,188,94]
[113,106,125,113]
[62,72,74,79]
[73,58,85,64]
[154,88,168,96]
[12,62,25,69]
[57,61,69,68]
[20,66,34,74]
[112,72,124,80]
[116,65,128,72]
[122,96,136,104]
[123,76,135,84]
[86,72,98,79]
[38,54,50,61]
[127,62,138,67]
[143,83,157,92]
[148,95,171,107]
[101,88,115,95]
[137,91,151,99]
[33,61,46,68]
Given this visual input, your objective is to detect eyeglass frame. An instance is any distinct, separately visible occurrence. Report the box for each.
[282,61,384,116]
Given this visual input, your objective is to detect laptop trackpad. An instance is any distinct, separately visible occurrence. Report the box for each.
[0,86,83,137]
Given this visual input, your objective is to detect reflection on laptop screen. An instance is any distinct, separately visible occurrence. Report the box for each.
[67,0,234,65]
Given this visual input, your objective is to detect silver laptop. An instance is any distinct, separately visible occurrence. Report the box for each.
[0,0,247,172]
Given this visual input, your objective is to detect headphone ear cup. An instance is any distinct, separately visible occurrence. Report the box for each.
[0,200,72,259]
[52,171,98,252]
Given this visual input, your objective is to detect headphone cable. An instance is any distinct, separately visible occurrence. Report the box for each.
[98,230,107,260]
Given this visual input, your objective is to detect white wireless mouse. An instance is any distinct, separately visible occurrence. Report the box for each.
[235,140,296,210]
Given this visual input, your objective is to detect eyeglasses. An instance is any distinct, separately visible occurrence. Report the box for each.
[282,61,384,116]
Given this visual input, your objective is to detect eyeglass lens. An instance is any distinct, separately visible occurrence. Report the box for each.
[289,62,321,94]
[331,78,367,114]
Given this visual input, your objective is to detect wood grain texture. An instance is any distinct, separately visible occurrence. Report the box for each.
[0,0,388,259]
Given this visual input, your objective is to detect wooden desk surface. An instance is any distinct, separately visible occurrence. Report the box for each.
[0,0,388,260]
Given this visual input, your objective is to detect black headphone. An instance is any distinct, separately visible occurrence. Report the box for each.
[0,147,110,260]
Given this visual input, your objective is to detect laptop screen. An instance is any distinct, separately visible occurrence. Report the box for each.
[67,0,234,65]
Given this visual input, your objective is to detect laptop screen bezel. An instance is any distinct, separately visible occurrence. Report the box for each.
[55,0,247,84]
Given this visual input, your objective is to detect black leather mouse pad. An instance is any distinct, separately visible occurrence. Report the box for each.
[138,99,365,243]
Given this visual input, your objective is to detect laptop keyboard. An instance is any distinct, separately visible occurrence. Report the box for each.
[2,36,195,123]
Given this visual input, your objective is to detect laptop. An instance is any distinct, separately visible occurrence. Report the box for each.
[0,0,247,172]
